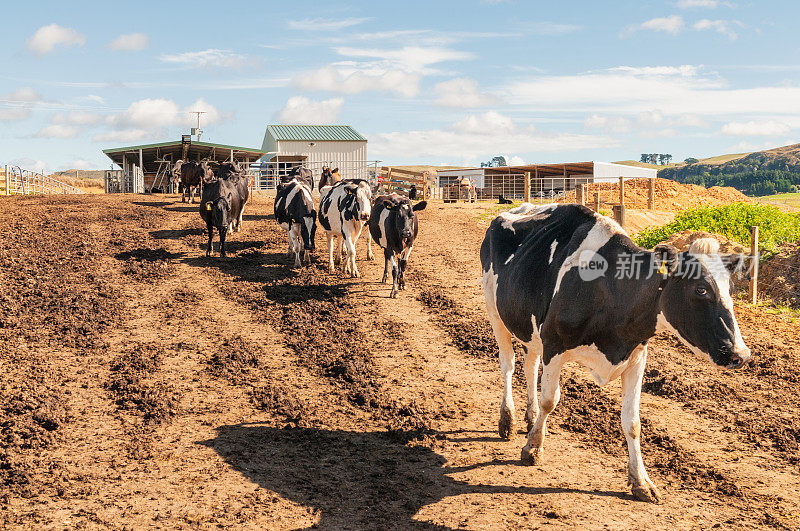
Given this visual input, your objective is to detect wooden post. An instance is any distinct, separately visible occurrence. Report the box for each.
[593,192,600,212]
[576,184,584,205]
[4,165,8,195]
[619,176,625,208]
[648,178,655,209]
[749,226,759,304]
[524,172,531,203]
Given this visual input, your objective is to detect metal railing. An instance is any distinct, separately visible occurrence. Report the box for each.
[3,165,84,195]
[250,160,381,191]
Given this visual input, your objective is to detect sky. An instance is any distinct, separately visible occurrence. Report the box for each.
[1,0,798,172]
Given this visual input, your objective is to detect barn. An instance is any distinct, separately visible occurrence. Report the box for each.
[437,161,657,201]
[102,135,265,193]
[257,124,376,188]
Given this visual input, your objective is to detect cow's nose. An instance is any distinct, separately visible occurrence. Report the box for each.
[402,230,412,238]
[727,348,751,369]
[360,213,369,221]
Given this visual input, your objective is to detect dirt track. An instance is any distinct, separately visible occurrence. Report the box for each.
[2,194,799,529]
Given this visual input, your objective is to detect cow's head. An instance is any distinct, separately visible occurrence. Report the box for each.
[655,238,750,369]
[382,198,427,244]
[344,181,372,222]
[171,160,183,183]
[215,161,243,181]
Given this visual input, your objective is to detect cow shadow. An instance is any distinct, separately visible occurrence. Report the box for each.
[164,205,199,213]
[114,248,186,261]
[132,201,173,208]
[243,213,270,222]
[149,227,205,240]
[199,424,630,529]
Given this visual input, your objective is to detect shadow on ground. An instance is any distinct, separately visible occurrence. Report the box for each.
[200,424,631,529]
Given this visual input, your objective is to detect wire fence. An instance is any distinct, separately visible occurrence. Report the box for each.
[250,160,381,191]
[756,242,800,309]
[2,165,84,195]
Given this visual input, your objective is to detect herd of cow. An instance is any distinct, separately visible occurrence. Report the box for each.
[172,160,753,504]
[174,161,427,298]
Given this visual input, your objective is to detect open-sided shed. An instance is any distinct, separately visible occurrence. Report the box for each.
[102,136,265,193]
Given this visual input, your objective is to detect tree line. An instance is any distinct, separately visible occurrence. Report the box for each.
[659,156,800,196]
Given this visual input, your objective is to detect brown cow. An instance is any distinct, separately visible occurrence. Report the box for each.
[319,166,341,190]
[172,160,214,203]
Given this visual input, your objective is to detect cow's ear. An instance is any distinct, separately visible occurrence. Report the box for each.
[333,167,339,174]
[412,200,427,212]
[653,244,679,276]
[381,199,395,210]
[722,253,747,275]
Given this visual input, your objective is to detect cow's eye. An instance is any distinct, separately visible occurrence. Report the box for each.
[695,286,708,297]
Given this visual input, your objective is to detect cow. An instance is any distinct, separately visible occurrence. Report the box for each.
[275,178,317,268]
[199,162,250,258]
[367,194,427,298]
[319,179,372,277]
[497,194,513,204]
[173,160,213,203]
[282,166,314,190]
[319,166,341,190]
[409,184,418,200]
[480,203,750,503]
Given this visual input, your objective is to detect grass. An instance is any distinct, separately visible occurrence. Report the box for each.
[633,202,800,253]
[756,192,800,209]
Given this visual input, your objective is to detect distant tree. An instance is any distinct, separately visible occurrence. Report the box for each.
[684,157,699,164]
[648,154,659,165]
[658,154,673,165]
[481,156,507,168]
[640,154,649,163]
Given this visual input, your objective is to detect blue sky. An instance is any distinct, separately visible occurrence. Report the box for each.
[1,0,798,172]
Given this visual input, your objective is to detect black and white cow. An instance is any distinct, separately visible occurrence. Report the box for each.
[367,194,427,298]
[199,162,249,258]
[275,178,317,267]
[283,166,314,190]
[481,203,750,503]
[319,179,373,277]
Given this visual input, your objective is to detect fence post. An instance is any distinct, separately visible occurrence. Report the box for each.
[749,226,759,304]
[524,172,531,203]
[4,165,7,195]
[648,178,655,209]
[593,192,600,212]
[619,176,625,208]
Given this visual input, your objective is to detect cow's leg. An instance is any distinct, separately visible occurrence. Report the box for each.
[343,230,358,278]
[206,222,214,257]
[366,231,374,261]
[521,355,563,465]
[398,245,412,290]
[622,345,660,503]
[389,253,399,298]
[235,205,244,232]
[488,312,516,439]
[382,248,391,283]
[522,336,543,433]
[291,225,302,268]
[219,225,228,258]
[327,232,336,273]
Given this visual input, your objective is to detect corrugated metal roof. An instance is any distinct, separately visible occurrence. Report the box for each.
[266,125,366,142]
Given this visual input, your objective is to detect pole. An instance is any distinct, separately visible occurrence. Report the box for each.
[594,192,600,212]
[619,176,625,208]
[648,178,655,209]
[524,171,531,203]
[749,226,759,304]
[576,184,584,206]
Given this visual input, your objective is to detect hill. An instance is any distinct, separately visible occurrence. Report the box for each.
[657,143,800,196]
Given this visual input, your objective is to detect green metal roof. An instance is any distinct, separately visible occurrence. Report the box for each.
[102,140,265,155]
[266,125,366,142]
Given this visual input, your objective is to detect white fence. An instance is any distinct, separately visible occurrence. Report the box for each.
[250,160,381,191]
[2,165,84,195]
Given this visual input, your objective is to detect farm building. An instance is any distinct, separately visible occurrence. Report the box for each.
[102,135,265,193]
[438,161,657,201]
[257,124,376,188]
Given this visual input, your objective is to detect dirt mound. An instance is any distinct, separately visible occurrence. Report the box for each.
[563,178,752,211]
[662,229,748,254]
[760,242,800,308]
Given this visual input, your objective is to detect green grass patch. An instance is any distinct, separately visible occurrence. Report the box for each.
[756,192,800,208]
[633,202,800,252]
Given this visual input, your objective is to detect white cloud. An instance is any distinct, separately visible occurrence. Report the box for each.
[287,17,371,31]
[5,158,48,172]
[726,139,785,152]
[583,114,632,133]
[294,65,420,97]
[274,96,343,124]
[61,159,95,170]
[26,24,86,56]
[720,120,791,136]
[434,78,495,108]
[159,49,249,69]
[34,124,80,138]
[86,94,105,104]
[693,19,742,39]
[0,87,44,122]
[677,0,734,8]
[92,128,152,143]
[506,155,526,166]
[453,111,515,134]
[371,113,616,165]
[628,15,685,35]
[109,32,149,51]
[610,65,699,77]
[335,46,473,73]
[118,98,181,127]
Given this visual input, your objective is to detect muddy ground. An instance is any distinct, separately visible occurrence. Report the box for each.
[1,194,799,529]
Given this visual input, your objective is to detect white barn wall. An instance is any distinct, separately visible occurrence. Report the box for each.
[275,140,368,179]
[593,162,657,182]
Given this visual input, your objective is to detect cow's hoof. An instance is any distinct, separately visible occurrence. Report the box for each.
[499,407,516,440]
[367,253,375,261]
[520,444,542,466]
[390,290,398,299]
[631,480,662,503]
[381,276,388,284]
